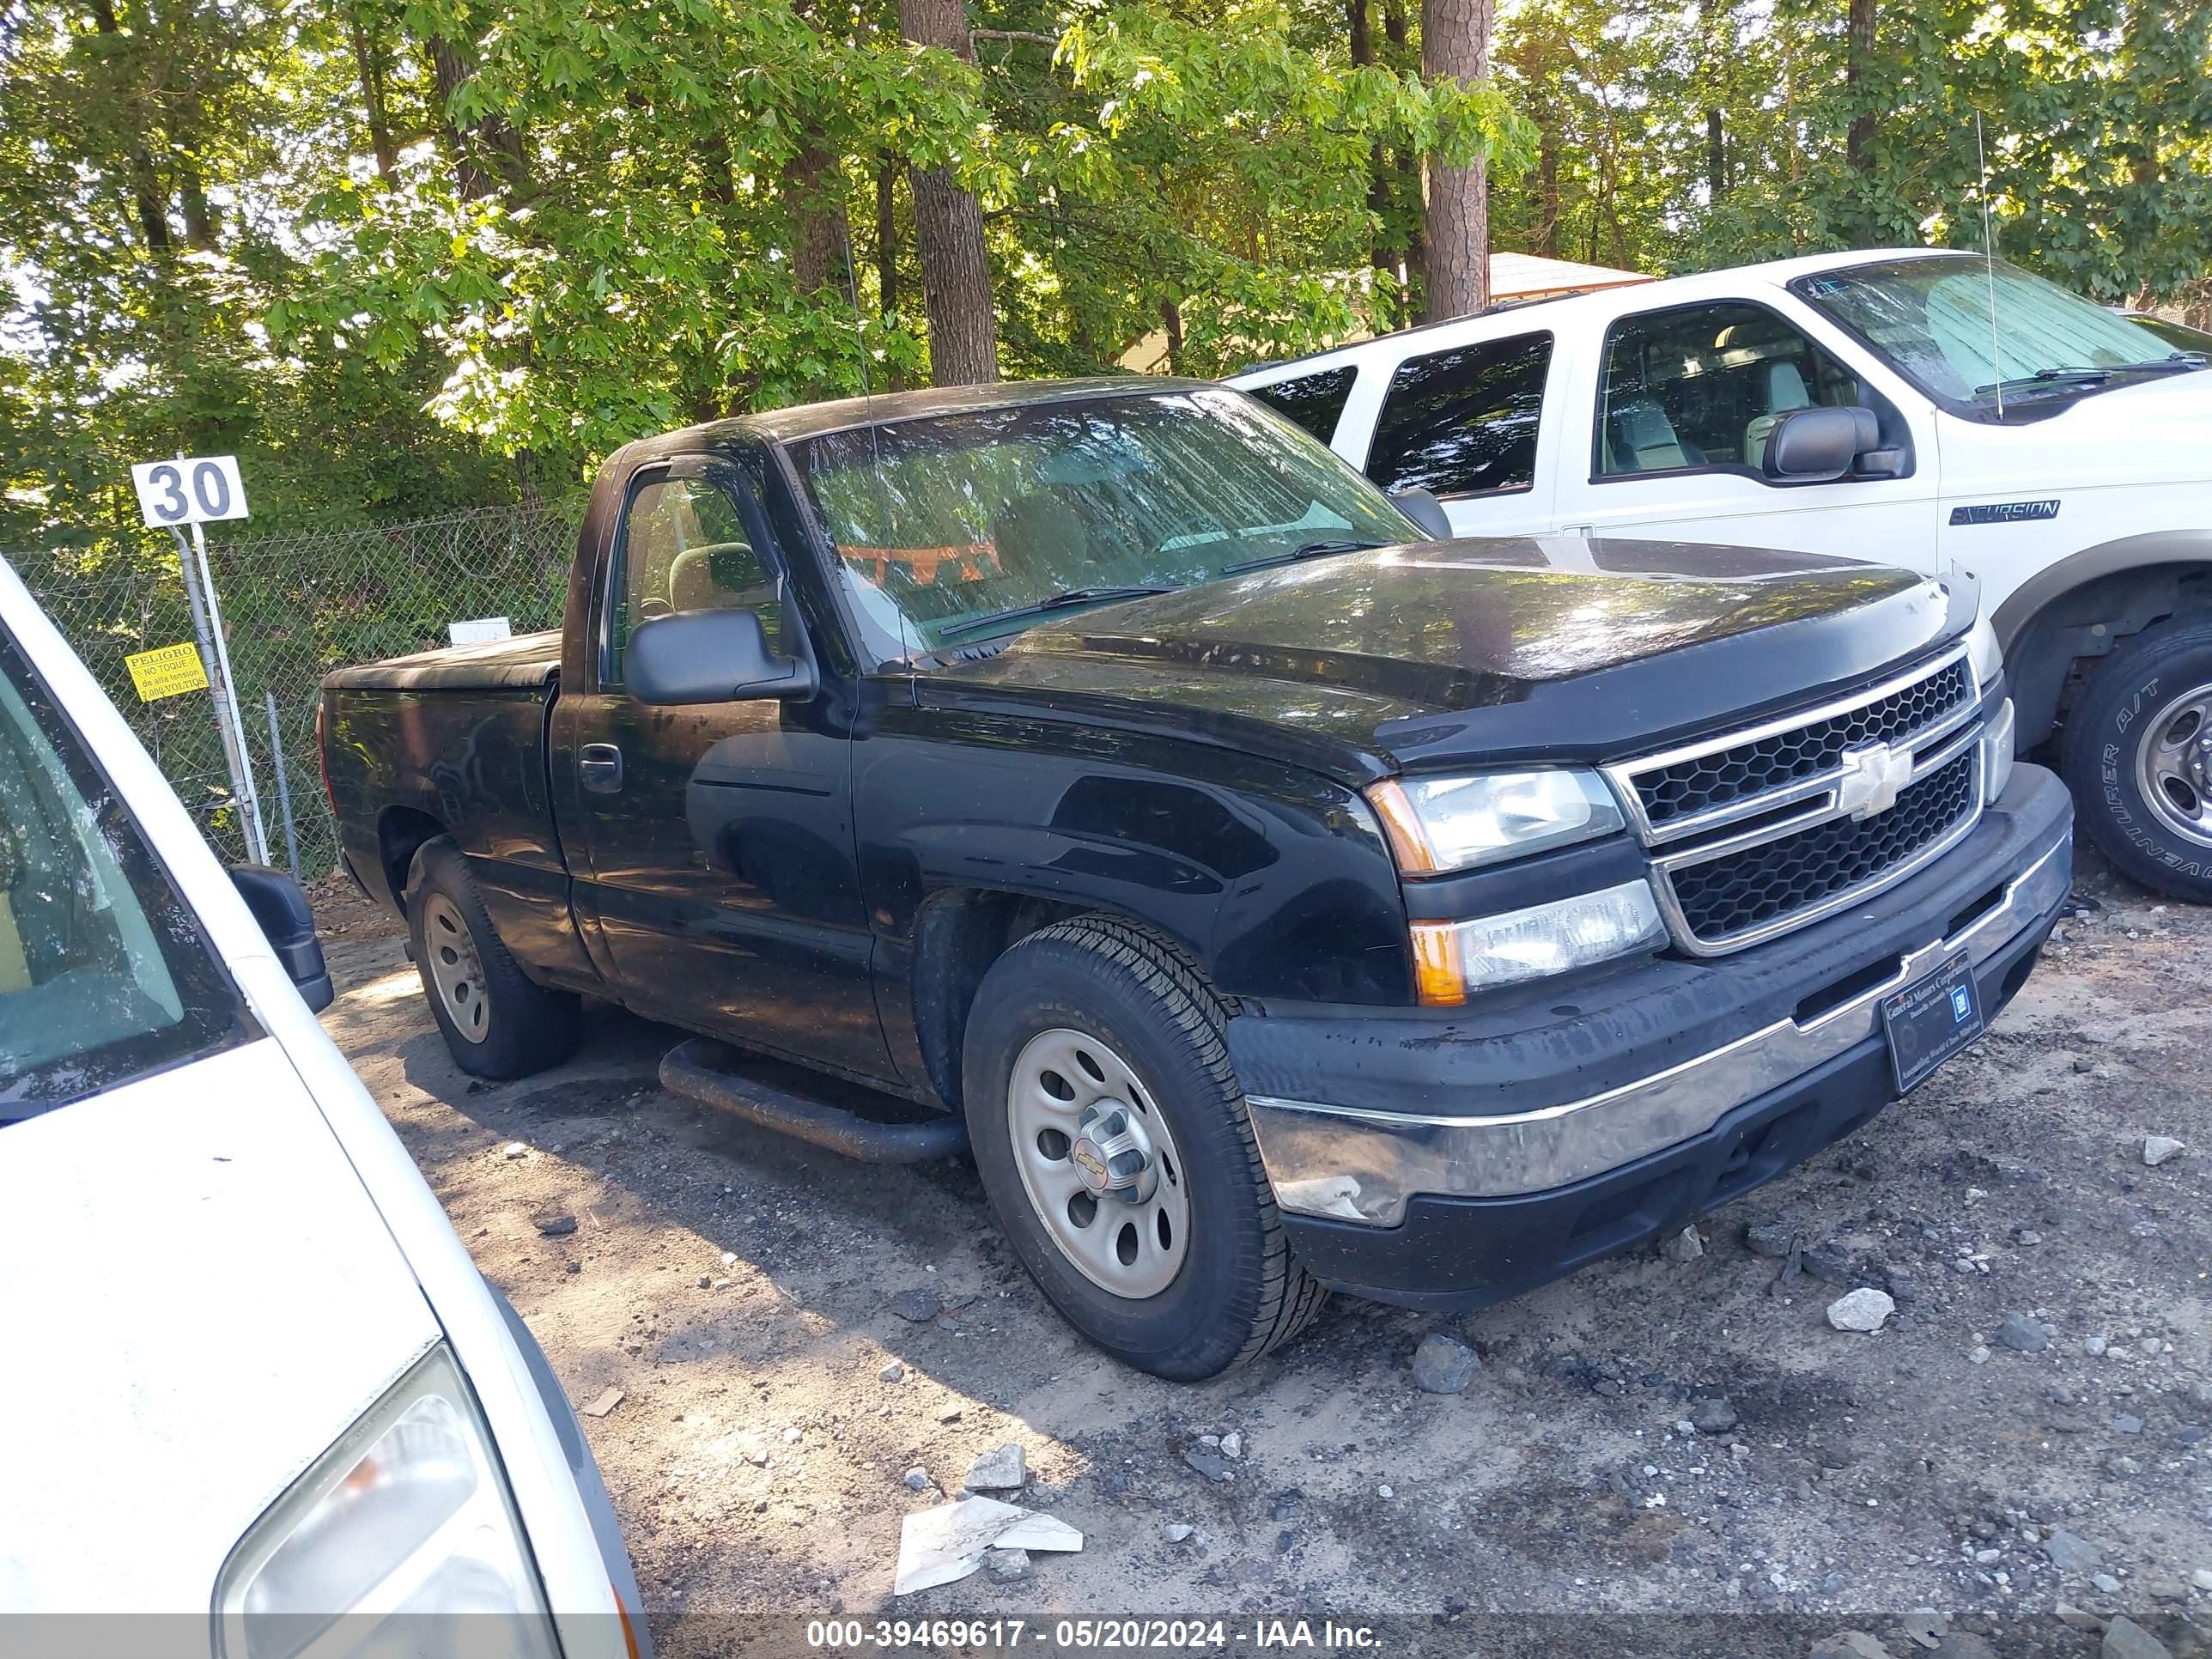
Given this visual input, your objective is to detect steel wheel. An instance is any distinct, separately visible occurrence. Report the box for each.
[2134,678,2212,849]
[421,890,490,1044]
[1006,1026,1190,1299]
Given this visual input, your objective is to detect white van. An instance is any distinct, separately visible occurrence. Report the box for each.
[1228,248,2212,900]
[0,556,649,1658]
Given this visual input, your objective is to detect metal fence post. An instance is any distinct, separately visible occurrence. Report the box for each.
[264,690,301,879]
[188,520,270,864]
[170,525,266,863]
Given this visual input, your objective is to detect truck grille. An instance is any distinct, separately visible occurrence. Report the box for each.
[1603,644,1987,957]
[1666,749,1980,947]
[1636,656,1974,832]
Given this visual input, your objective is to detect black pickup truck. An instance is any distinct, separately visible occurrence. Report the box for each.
[322,377,2073,1380]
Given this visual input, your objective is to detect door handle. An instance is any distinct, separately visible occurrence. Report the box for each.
[579,743,624,793]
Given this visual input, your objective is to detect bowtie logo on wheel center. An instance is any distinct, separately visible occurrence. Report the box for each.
[1072,1101,1158,1204]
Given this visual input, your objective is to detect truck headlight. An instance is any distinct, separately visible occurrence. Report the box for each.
[216,1345,558,1659]
[1983,696,2016,802]
[1409,880,1665,1005]
[1966,615,2003,690]
[1367,769,1625,874]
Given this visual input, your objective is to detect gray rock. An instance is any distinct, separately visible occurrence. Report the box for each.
[1745,1219,1796,1258]
[963,1443,1026,1491]
[1809,1634,1892,1659]
[1182,1449,1235,1483]
[1826,1287,1896,1333]
[983,1547,1034,1583]
[1899,1608,1947,1650]
[2113,1413,2143,1435]
[1164,1523,1195,1543]
[1997,1311,2052,1352]
[1220,1431,1242,1459]
[2144,1136,2186,1167]
[532,1205,578,1237]
[878,1361,905,1383]
[2094,1573,2124,1595]
[1661,1224,1705,1263]
[2043,1528,2104,1572]
[2185,1380,2212,1410]
[1690,1396,1739,1433]
[1801,1247,1853,1282]
[1411,1333,1482,1394]
[888,1288,942,1322]
[2101,1617,2169,1659]
[903,1468,932,1492]
[2056,1605,2108,1634]
[696,1274,711,1289]
[2085,1335,2109,1357]
[1886,1272,1922,1304]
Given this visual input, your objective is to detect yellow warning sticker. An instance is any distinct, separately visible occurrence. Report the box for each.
[125,641,210,702]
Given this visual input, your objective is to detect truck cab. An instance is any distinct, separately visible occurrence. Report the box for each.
[1229,248,2212,900]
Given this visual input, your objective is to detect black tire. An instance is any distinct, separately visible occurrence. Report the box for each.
[405,836,580,1079]
[2060,617,2212,902]
[961,915,1327,1380]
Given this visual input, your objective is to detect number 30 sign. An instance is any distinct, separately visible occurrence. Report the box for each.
[131,455,250,528]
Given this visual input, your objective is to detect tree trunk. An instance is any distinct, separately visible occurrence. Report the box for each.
[1535,115,1559,256]
[877,158,906,392]
[787,139,849,295]
[179,165,218,248]
[427,34,532,199]
[897,0,999,385]
[1160,298,1185,376]
[1845,0,1876,173]
[1706,108,1726,197]
[348,3,399,179]
[90,0,171,250]
[1419,0,1492,323]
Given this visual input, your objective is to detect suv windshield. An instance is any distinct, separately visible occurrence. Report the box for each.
[0,631,246,1118]
[793,387,1417,655]
[1794,256,2203,414]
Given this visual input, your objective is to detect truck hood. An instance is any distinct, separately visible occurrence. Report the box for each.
[929,536,1963,777]
[0,1038,439,1611]
[1939,368,2212,495]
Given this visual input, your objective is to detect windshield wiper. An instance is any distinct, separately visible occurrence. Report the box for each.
[937,585,1178,641]
[1219,538,1386,576]
[1975,357,2206,398]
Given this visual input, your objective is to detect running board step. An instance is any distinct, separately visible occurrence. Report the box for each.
[659,1038,968,1164]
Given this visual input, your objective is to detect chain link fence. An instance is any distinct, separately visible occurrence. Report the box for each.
[15,501,584,877]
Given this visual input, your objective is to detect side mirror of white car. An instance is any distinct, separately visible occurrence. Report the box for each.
[228,864,334,1012]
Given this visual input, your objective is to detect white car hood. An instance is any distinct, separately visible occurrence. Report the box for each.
[1942,369,2212,493]
[0,1038,439,1613]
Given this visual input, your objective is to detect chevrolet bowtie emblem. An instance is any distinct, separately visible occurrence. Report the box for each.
[1837,740,1915,819]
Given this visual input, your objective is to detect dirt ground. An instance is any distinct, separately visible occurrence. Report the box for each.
[309,846,2209,1658]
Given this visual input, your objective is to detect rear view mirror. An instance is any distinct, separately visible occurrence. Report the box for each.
[1388,486,1455,541]
[1762,405,1882,483]
[628,609,817,706]
[228,865,333,1013]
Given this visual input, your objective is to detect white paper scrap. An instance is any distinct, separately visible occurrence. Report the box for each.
[893,1496,1083,1595]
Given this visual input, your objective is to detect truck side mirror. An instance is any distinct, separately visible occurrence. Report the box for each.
[628,608,818,706]
[1762,405,1883,483]
[228,864,334,1013]
[1388,486,1455,541]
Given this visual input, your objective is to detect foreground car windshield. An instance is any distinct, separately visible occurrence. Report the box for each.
[0,632,246,1117]
[1794,256,2199,410]
[793,388,1415,654]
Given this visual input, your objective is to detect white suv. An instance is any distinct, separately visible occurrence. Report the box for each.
[1228,247,2212,900]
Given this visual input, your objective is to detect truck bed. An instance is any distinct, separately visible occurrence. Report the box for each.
[322,629,562,693]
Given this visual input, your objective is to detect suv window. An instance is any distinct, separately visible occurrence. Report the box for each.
[608,473,780,682]
[1595,301,1862,477]
[1367,332,1550,497]
[0,633,248,1117]
[1244,366,1357,442]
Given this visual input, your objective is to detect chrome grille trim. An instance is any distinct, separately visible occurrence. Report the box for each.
[1602,643,1979,848]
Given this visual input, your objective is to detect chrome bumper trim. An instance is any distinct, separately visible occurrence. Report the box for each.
[1249,828,2071,1226]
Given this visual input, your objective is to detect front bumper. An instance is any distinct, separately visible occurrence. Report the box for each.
[1230,765,2073,1312]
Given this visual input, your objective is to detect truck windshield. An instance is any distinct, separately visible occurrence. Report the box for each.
[0,631,247,1119]
[793,387,1417,653]
[1794,256,2203,413]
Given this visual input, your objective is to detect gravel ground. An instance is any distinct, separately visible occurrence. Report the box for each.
[310,846,2209,1658]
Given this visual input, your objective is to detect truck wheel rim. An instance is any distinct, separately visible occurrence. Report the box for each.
[1006,1027,1190,1300]
[422,893,490,1044]
[2134,678,2212,850]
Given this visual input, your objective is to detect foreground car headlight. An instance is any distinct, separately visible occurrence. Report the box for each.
[1966,614,2003,690]
[216,1345,558,1659]
[1409,880,1666,1005]
[1367,769,1626,874]
[1983,696,2016,801]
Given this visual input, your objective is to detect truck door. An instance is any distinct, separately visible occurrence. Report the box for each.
[1556,296,1940,570]
[556,458,895,1082]
[1359,329,1561,538]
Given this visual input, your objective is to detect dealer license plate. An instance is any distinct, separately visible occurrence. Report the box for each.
[1880,951,1985,1094]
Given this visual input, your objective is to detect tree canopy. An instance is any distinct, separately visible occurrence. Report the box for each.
[3,0,2207,556]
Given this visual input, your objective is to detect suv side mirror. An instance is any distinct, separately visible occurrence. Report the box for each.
[228,864,334,1013]
[1762,405,1883,483]
[628,609,817,706]
[1388,485,1455,541]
